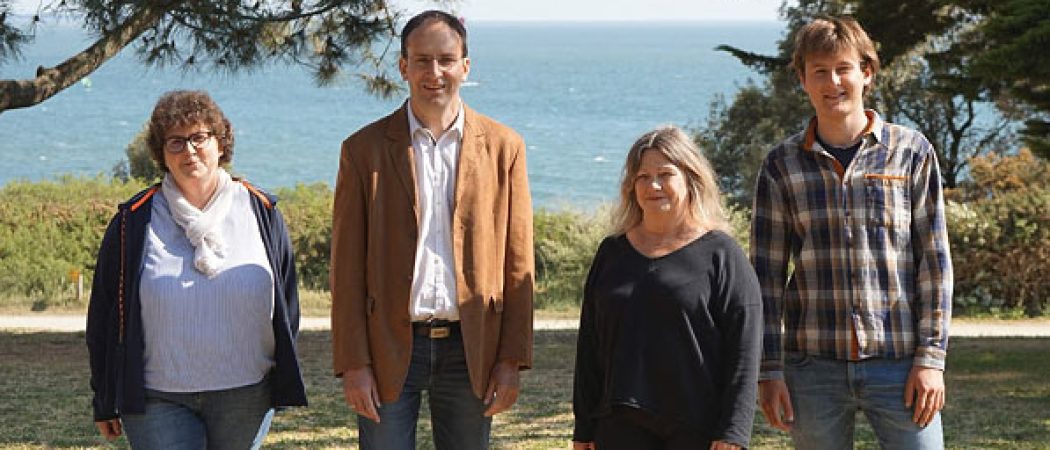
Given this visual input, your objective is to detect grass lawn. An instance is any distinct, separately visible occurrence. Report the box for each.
[0,331,1047,449]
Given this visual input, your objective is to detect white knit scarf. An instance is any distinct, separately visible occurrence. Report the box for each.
[161,169,236,278]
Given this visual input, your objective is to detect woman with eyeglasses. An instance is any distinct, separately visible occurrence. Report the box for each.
[86,90,307,449]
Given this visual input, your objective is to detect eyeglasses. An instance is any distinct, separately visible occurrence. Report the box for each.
[164,131,216,154]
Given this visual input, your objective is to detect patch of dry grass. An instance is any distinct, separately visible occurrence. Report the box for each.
[0,332,1046,449]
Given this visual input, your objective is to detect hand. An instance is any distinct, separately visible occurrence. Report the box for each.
[758,379,794,432]
[904,366,945,427]
[710,440,741,450]
[342,365,382,423]
[95,419,122,440]
[572,441,595,450]
[483,360,521,417]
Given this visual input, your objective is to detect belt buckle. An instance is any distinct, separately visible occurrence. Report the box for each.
[429,326,450,339]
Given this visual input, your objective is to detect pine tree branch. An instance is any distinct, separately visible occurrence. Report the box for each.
[0,2,167,113]
[714,44,789,75]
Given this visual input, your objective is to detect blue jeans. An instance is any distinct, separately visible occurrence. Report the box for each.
[121,377,274,450]
[784,354,943,450]
[358,329,491,450]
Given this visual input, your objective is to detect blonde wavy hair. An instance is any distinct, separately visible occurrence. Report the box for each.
[610,125,729,235]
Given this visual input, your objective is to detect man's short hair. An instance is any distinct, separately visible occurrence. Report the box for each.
[792,16,880,84]
[400,10,468,58]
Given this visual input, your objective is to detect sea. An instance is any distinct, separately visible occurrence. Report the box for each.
[0,20,782,207]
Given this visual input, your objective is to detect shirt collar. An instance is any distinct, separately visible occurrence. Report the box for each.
[802,109,885,152]
[406,102,465,144]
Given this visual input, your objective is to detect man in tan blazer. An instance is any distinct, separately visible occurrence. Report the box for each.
[330,10,534,450]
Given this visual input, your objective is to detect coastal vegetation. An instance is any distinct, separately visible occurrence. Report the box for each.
[0,176,146,311]
[0,3,1047,448]
[687,0,1050,316]
[695,0,1050,207]
[0,175,627,313]
[1,148,1046,316]
[3,1,1045,317]
[945,149,1049,317]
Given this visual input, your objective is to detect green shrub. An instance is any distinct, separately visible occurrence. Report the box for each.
[0,176,147,310]
[36,172,1050,319]
[532,200,752,310]
[0,178,616,312]
[725,202,752,253]
[947,149,1049,317]
[274,183,333,291]
[112,125,164,183]
[533,207,609,310]
[0,177,335,311]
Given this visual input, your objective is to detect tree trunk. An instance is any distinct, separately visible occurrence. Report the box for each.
[0,4,167,113]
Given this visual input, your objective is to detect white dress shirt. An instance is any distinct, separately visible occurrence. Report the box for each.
[407,104,464,322]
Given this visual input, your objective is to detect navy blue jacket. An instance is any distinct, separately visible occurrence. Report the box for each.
[86,182,308,421]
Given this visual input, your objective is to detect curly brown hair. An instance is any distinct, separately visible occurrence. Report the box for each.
[147,90,234,172]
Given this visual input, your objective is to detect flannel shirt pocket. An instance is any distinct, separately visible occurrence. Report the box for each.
[862,174,910,229]
[852,173,912,254]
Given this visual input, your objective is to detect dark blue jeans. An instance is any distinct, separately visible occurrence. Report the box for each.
[358,329,491,450]
[121,377,274,450]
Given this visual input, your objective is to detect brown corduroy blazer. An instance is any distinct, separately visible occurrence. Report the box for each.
[330,103,535,403]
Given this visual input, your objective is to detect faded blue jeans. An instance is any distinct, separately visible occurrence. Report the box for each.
[120,377,274,450]
[784,354,944,450]
[357,328,491,450]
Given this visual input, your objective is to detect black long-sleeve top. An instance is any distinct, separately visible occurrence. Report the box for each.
[572,231,762,447]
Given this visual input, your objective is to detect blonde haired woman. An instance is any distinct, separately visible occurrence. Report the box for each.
[572,126,761,450]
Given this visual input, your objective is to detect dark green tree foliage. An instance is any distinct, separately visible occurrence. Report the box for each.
[0,0,404,113]
[112,125,164,183]
[873,29,1018,188]
[696,0,847,206]
[699,0,1021,203]
[845,0,957,67]
[0,2,31,61]
[693,83,809,206]
[961,0,1050,158]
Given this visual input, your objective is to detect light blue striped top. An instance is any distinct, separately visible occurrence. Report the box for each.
[139,185,275,392]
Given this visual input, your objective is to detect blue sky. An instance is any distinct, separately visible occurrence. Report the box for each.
[7,0,785,22]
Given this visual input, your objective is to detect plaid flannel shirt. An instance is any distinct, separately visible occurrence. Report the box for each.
[751,110,953,379]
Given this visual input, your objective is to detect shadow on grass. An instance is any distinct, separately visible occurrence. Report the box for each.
[0,332,1046,449]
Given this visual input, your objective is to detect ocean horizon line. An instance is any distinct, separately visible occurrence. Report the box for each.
[1,20,781,207]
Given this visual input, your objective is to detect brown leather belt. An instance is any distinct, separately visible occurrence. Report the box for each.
[412,320,460,339]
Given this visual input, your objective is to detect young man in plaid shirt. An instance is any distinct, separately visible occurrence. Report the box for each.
[751,17,953,449]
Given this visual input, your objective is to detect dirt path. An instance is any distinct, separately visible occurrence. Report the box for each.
[1,315,1046,336]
